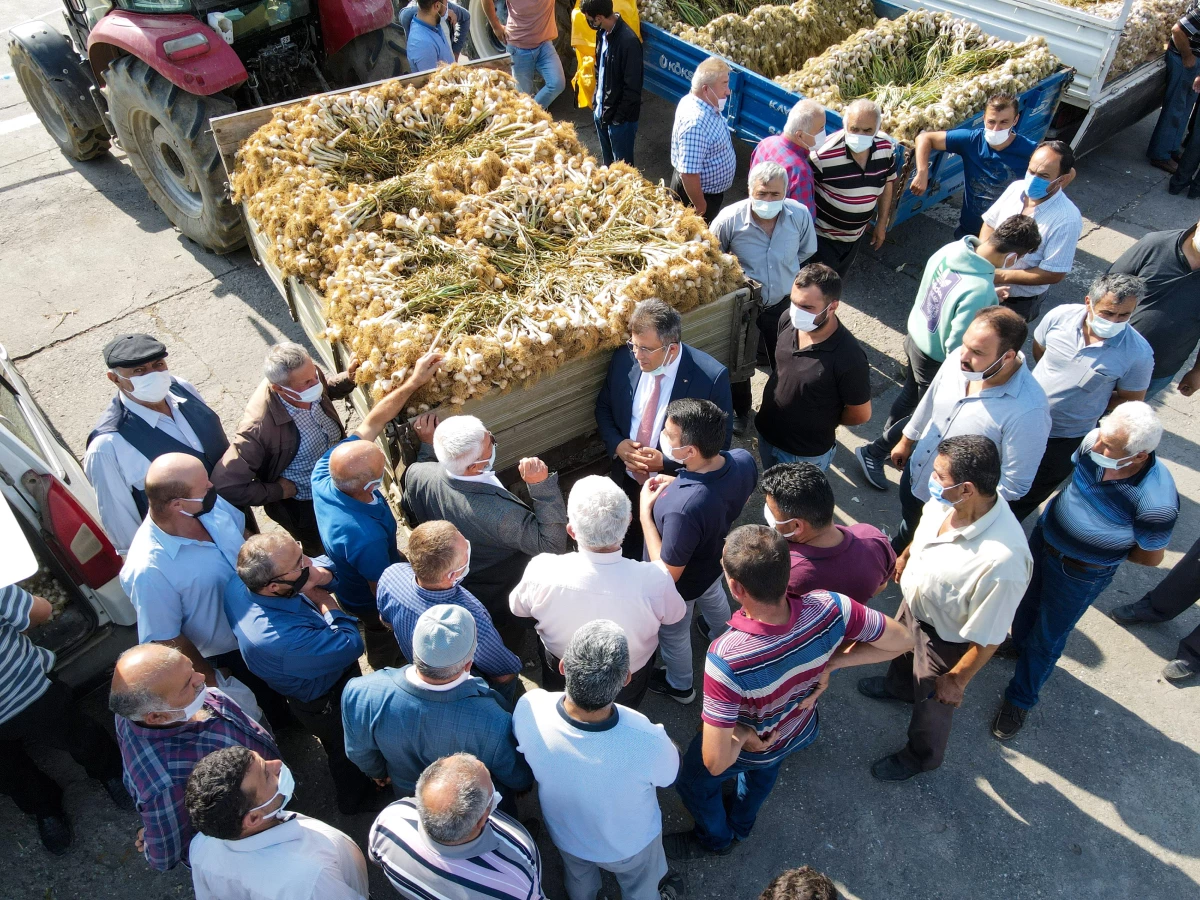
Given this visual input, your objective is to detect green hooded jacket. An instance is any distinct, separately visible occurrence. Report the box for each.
[906,236,999,362]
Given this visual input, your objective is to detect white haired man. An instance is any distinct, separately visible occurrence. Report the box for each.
[713,161,818,433]
[992,402,1178,740]
[750,98,826,216]
[810,98,898,277]
[402,413,568,645]
[514,621,681,900]
[509,476,686,707]
[213,342,358,555]
[311,348,443,670]
[669,56,737,223]
[368,753,544,899]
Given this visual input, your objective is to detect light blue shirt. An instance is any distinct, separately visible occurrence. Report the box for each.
[712,198,818,304]
[119,497,245,658]
[407,16,454,72]
[1032,303,1155,439]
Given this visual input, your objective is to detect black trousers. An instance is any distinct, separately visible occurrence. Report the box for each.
[288,665,374,815]
[866,336,943,459]
[616,472,646,560]
[1001,293,1046,323]
[891,464,928,555]
[732,300,787,416]
[0,678,122,818]
[812,234,865,278]
[1129,535,1200,667]
[263,497,325,557]
[539,644,655,709]
[1008,436,1081,523]
[207,648,294,732]
[669,170,724,225]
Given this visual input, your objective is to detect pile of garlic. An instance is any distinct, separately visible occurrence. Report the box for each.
[1106,0,1190,83]
[233,65,743,410]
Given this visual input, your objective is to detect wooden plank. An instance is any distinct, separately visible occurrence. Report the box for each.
[210,55,514,176]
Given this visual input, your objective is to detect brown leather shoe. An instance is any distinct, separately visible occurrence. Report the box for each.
[1150,158,1179,174]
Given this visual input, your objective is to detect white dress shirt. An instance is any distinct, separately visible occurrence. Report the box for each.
[447,470,506,490]
[626,349,682,478]
[509,548,686,670]
[84,381,206,555]
[189,812,369,900]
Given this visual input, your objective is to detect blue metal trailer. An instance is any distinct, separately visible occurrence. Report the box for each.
[640,0,1075,230]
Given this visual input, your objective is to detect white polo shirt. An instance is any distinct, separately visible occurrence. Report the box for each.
[509,549,687,670]
[981,182,1082,298]
[902,497,1033,647]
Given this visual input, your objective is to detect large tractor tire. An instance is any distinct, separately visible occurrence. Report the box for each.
[324,24,409,87]
[104,55,244,254]
[8,31,109,161]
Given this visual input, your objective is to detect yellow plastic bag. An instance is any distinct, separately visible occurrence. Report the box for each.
[571,0,641,110]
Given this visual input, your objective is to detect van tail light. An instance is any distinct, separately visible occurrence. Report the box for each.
[20,470,123,589]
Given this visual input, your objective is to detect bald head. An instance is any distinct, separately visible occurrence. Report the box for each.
[110,643,205,724]
[415,753,493,845]
[329,440,385,497]
[145,453,208,518]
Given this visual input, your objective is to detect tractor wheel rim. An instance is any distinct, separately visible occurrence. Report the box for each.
[130,111,203,217]
[20,63,69,145]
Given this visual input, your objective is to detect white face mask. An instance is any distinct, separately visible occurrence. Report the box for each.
[1088,441,1138,470]
[283,381,324,404]
[763,502,799,538]
[659,431,690,463]
[249,763,295,821]
[789,303,830,333]
[643,343,677,378]
[961,353,1007,382]
[448,540,471,586]
[475,443,497,473]
[363,478,383,495]
[844,131,874,153]
[164,684,208,723]
[1088,311,1126,339]
[983,127,1011,147]
[122,370,173,404]
[751,198,784,219]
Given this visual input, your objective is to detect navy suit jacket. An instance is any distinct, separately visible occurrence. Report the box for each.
[595,343,734,479]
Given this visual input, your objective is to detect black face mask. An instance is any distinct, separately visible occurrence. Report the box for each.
[181,485,219,518]
[272,566,310,599]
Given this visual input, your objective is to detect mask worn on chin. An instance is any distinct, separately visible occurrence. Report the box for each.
[1088,312,1127,339]
[283,382,324,404]
[789,303,830,333]
[659,431,690,463]
[180,486,218,518]
[165,685,209,723]
[763,503,799,537]
[1024,171,1055,201]
[751,199,784,219]
[122,370,173,404]
[273,566,310,598]
[643,344,677,378]
[983,127,1011,147]
[961,353,1007,382]
[250,763,296,821]
[928,477,965,505]
[844,132,875,153]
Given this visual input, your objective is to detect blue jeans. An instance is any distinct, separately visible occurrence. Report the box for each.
[1145,373,1176,402]
[595,115,638,166]
[1148,48,1200,161]
[1004,525,1119,710]
[398,2,472,57]
[508,40,565,109]
[758,437,835,473]
[675,732,783,850]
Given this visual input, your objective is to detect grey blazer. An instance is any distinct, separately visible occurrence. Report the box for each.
[401,451,569,614]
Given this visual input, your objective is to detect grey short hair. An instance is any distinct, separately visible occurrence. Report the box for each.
[783,99,824,139]
[1088,272,1146,306]
[1099,401,1163,455]
[415,753,491,845]
[263,342,312,386]
[628,299,682,346]
[432,416,489,476]
[749,161,788,191]
[237,533,294,593]
[844,98,882,130]
[691,56,730,92]
[567,476,631,549]
[562,620,630,712]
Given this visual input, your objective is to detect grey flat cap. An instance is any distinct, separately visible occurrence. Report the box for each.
[412,604,477,668]
[103,334,167,368]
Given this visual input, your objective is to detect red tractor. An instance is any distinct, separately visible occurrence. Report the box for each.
[8,1,410,253]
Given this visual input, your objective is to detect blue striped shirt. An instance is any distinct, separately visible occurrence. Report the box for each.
[1042,433,1179,566]
[0,584,54,724]
[376,563,522,677]
[670,93,737,194]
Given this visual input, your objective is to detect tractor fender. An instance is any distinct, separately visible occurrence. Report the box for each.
[318,0,394,57]
[9,21,106,133]
[86,10,246,96]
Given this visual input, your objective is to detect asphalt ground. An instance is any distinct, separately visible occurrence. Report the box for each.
[1,6,1198,898]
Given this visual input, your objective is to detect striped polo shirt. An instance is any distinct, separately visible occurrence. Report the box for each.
[1042,433,1179,567]
[0,583,54,724]
[702,590,885,767]
[810,130,898,242]
[370,798,544,899]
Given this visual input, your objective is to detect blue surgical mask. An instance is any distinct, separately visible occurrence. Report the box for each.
[1024,171,1055,201]
[1088,441,1137,470]
[928,477,965,505]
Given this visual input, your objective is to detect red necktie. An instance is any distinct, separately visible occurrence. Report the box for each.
[633,374,664,484]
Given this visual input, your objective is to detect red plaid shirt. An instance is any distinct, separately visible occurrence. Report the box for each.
[750,134,816,217]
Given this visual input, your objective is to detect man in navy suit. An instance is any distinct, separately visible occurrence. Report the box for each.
[595,299,734,558]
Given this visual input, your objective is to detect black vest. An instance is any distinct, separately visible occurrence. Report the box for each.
[86,380,228,517]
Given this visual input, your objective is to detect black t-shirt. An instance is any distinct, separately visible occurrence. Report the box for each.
[756,317,872,456]
[1110,227,1200,378]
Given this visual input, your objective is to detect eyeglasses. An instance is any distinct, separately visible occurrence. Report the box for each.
[626,341,673,358]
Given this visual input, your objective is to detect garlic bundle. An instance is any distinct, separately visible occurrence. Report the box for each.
[1106,0,1190,83]
[19,565,70,620]
[233,65,744,410]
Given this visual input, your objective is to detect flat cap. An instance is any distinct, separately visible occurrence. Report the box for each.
[412,604,476,669]
[104,334,167,369]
